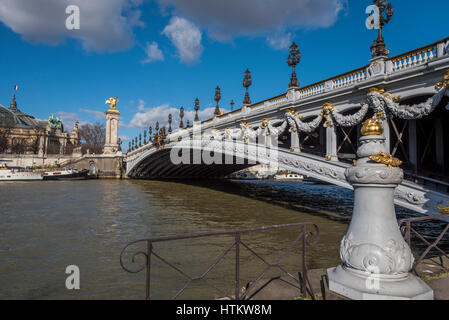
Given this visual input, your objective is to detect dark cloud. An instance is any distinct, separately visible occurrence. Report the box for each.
[0,0,144,52]
[156,0,347,41]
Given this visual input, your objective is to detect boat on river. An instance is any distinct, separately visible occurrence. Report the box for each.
[43,167,90,181]
[0,165,43,181]
[274,173,304,181]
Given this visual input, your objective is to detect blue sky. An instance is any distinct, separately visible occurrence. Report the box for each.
[0,0,448,147]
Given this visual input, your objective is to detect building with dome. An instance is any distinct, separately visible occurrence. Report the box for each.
[0,94,80,157]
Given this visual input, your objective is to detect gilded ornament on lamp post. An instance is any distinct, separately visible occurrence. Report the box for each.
[179,107,184,128]
[230,100,235,112]
[214,86,221,116]
[194,98,200,122]
[105,97,119,110]
[370,0,394,58]
[243,69,252,105]
[287,42,301,89]
[168,114,172,133]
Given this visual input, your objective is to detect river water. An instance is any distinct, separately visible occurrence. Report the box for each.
[0,179,429,299]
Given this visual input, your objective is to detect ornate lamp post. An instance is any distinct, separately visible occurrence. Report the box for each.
[155,121,159,133]
[179,107,184,128]
[143,130,147,144]
[370,0,394,58]
[132,139,135,151]
[214,86,221,116]
[327,117,433,300]
[168,114,173,133]
[243,69,252,106]
[230,100,235,112]
[194,98,200,122]
[287,42,301,89]
[138,133,142,147]
[128,141,131,152]
[149,126,153,141]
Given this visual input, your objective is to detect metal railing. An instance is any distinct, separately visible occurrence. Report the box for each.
[400,215,449,276]
[120,222,320,300]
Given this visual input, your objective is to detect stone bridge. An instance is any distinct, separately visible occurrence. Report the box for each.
[125,36,449,217]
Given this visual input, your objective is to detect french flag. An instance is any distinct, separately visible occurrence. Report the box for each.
[14,85,19,91]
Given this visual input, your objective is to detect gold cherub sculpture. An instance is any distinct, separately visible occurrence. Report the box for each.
[106,97,119,110]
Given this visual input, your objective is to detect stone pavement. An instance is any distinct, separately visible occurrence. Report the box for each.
[244,257,449,300]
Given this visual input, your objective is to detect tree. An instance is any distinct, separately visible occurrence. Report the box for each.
[0,118,14,153]
[29,125,46,154]
[78,122,105,154]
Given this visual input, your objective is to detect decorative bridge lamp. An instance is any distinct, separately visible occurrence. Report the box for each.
[287,42,301,89]
[327,116,433,300]
[214,86,221,116]
[194,98,200,122]
[168,114,172,133]
[149,126,153,142]
[230,100,235,112]
[243,69,252,106]
[370,0,394,58]
[179,107,185,129]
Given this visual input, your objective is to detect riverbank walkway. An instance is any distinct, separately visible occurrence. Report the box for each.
[244,256,449,300]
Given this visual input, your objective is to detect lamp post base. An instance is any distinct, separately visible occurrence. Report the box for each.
[327,265,433,300]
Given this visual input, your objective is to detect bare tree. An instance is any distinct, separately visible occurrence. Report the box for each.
[78,122,105,154]
[0,118,14,153]
[29,125,46,154]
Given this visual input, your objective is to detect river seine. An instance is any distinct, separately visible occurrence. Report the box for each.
[0,179,421,299]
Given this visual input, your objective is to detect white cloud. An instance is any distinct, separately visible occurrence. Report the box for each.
[57,111,78,131]
[0,0,144,52]
[79,108,106,120]
[162,16,203,64]
[142,41,164,64]
[157,0,346,41]
[126,103,228,129]
[137,99,146,111]
[266,32,293,50]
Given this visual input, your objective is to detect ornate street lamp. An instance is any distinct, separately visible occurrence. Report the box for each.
[370,0,394,58]
[214,86,221,116]
[143,130,147,144]
[149,126,152,141]
[168,114,172,133]
[243,69,252,105]
[131,139,135,151]
[179,107,184,128]
[287,42,301,89]
[128,141,131,152]
[194,98,200,122]
[155,122,159,135]
[139,134,142,147]
[230,100,235,112]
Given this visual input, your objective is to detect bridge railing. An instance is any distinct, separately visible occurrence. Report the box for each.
[400,214,449,277]
[120,222,320,300]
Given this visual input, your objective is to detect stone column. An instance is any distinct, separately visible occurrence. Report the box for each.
[104,108,120,154]
[327,117,433,300]
[326,126,338,161]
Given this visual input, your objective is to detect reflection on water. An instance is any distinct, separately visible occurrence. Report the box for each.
[0,179,444,299]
